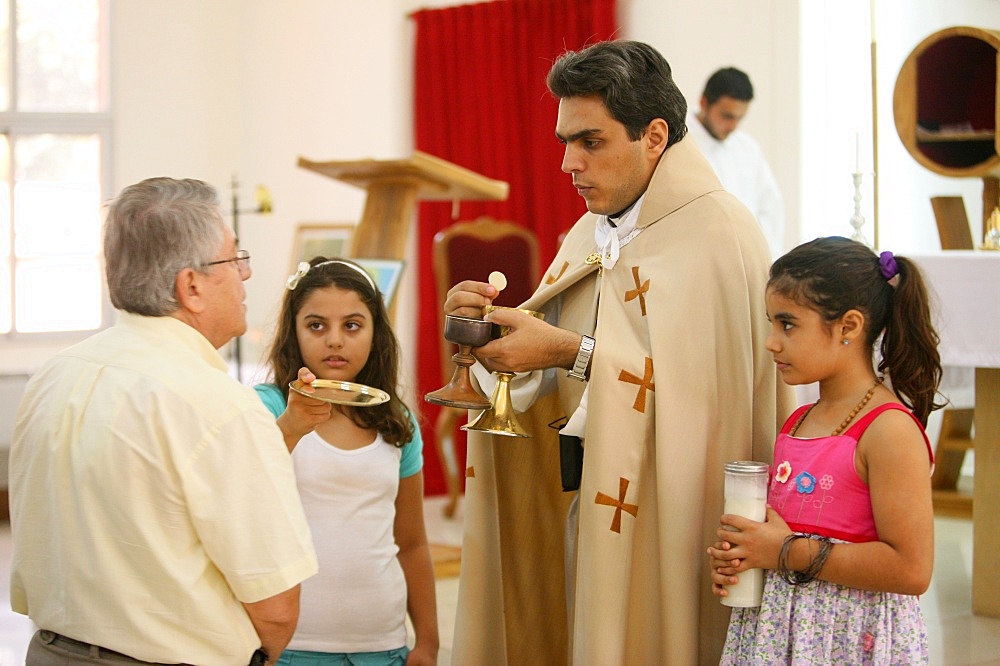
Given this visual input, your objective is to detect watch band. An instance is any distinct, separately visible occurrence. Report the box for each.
[567,335,595,381]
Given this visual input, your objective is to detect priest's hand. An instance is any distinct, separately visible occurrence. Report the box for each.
[474,307,580,374]
[443,280,497,318]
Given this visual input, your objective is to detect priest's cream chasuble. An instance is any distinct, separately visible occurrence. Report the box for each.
[452,136,793,665]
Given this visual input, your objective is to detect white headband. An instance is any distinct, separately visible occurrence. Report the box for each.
[286,260,377,293]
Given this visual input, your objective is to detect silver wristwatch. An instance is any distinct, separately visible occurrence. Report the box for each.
[567,335,595,381]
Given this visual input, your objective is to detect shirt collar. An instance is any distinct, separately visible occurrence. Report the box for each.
[594,192,646,270]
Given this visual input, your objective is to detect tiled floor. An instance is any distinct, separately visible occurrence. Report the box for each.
[2,496,999,665]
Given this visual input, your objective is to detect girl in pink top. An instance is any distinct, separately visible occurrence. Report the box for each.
[709,236,943,664]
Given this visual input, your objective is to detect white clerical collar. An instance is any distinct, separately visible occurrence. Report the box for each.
[594,193,645,270]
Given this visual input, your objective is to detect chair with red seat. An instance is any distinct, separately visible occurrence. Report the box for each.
[429,217,539,517]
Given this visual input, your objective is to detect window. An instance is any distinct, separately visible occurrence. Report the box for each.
[0,0,109,335]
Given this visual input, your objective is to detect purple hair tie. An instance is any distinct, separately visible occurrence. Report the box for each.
[879,251,900,286]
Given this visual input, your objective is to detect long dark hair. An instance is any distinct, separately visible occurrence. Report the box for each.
[768,237,944,424]
[265,256,414,446]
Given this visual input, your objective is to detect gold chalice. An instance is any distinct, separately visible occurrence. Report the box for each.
[424,314,494,410]
[463,305,545,438]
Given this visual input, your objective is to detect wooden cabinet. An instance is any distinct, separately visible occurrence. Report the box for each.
[893,26,1000,236]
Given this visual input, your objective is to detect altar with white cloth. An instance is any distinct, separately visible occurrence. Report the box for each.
[910,251,1000,618]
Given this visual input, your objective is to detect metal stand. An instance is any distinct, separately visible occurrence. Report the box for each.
[229,173,272,382]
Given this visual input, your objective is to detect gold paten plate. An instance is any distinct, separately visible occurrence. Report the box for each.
[288,379,390,406]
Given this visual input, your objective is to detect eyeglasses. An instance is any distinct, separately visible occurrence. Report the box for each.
[203,249,251,277]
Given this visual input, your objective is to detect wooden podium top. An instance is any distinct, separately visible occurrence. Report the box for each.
[298,150,509,202]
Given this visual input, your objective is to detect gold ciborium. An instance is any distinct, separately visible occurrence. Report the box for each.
[424,314,494,410]
[463,305,545,438]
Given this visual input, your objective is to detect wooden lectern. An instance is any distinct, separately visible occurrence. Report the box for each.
[298,151,509,261]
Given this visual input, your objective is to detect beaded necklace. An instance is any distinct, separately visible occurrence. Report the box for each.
[789,377,884,437]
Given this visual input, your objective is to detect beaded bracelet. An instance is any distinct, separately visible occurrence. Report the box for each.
[777,532,834,586]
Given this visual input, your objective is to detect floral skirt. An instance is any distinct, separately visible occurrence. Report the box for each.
[720,569,928,665]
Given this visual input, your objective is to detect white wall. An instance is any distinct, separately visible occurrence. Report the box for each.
[800,0,1000,254]
[226,1,420,391]
[626,0,999,255]
[110,1,422,394]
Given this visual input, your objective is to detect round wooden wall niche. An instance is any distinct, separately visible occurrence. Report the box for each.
[893,26,1000,179]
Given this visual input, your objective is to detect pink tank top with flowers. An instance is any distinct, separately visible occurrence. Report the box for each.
[768,403,934,543]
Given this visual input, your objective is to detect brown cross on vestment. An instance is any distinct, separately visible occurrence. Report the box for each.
[595,476,639,533]
[545,261,569,285]
[624,265,649,316]
[465,466,475,478]
[619,356,654,413]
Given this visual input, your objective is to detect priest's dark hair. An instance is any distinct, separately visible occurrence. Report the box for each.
[546,39,688,147]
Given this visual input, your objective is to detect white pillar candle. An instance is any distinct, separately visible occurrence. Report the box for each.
[721,460,769,608]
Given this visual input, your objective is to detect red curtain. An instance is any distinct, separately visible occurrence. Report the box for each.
[412,0,617,494]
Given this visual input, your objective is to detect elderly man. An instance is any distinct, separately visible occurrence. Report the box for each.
[9,177,317,665]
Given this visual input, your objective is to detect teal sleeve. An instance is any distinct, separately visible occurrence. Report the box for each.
[253,383,287,419]
[399,410,424,479]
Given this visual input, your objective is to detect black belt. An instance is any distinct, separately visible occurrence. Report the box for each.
[40,630,186,664]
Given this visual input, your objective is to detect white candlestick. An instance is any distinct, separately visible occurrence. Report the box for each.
[854,132,861,173]
[850,172,869,246]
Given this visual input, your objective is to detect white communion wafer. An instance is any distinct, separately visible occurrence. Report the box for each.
[488,271,507,292]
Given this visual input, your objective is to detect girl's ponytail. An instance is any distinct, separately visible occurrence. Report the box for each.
[877,255,944,424]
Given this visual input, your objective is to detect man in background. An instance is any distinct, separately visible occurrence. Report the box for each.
[9,177,317,665]
[689,66,785,258]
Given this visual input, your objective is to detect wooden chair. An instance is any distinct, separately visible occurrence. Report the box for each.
[430,217,539,517]
[929,196,975,517]
[930,195,975,250]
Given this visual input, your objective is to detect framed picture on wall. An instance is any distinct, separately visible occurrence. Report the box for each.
[355,258,405,306]
[290,223,355,271]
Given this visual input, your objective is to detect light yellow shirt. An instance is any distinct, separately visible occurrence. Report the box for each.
[9,312,317,665]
